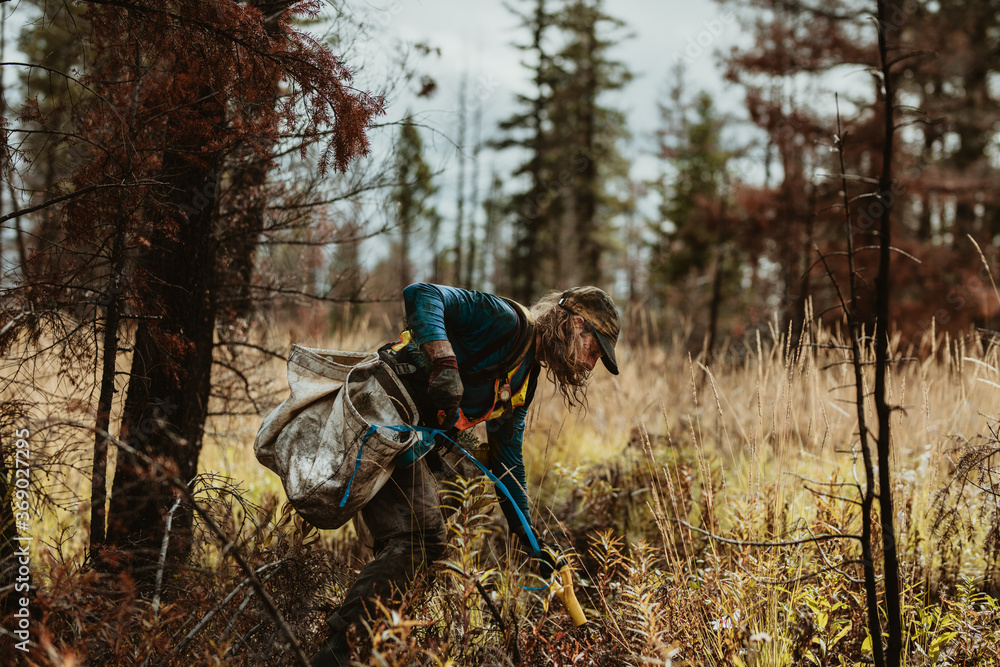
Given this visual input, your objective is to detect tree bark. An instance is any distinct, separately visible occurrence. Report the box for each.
[874,1,903,663]
[834,92,885,667]
[106,145,221,582]
[90,226,127,549]
[704,246,725,366]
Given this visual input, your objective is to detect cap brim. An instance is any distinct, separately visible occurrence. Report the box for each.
[594,330,619,375]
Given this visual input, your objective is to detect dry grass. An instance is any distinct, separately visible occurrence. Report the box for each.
[5,318,1000,665]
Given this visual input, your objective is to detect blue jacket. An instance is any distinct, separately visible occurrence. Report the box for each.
[402,283,539,536]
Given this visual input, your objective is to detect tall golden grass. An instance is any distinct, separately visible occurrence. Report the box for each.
[6,315,1000,665]
[199,317,1000,665]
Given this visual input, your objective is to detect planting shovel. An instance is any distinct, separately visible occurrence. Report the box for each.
[552,565,588,626]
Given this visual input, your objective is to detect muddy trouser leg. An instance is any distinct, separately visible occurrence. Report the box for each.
[325,457,448,642]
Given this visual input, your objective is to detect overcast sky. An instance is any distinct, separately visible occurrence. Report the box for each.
[1,0,748,203]
[349,0,747,177]
[338,0,752,274]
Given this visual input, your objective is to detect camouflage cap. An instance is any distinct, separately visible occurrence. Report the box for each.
[558,286,620,375]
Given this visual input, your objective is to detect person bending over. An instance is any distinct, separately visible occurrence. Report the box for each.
[312,283,620,666]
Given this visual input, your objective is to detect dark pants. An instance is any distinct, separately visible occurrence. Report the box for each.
[326,457,448,638]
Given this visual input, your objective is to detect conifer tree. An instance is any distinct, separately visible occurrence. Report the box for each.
[495,0,630,298]
[11,1,89,279]
[649,73,739,354]
[717,0,1000,340]
[392,115,439,291]
[480,171,510,294]
[549,0,631,287]
[2,0,383,583]
[494,0,559,303]
[718,0,863,332]
[901,0,1000,248]
[652,91,730,279]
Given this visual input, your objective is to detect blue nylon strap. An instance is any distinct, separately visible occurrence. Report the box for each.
[339,424,378,508]
[338,422,542,558]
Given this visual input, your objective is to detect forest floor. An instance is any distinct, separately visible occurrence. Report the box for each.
[12,320,1000,666]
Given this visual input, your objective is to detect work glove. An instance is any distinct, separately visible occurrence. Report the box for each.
[514,527,568,579]
[428,355,463,425]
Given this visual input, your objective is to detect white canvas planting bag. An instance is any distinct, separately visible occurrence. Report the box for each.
[254,345,420,529]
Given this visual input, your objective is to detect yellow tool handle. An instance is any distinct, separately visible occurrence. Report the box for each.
[553,565,588,626]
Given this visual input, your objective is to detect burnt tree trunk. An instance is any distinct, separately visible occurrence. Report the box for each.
[106,143,222,582]
[704,245,725,366]
[89,231,126,550]
[874,1,903,662]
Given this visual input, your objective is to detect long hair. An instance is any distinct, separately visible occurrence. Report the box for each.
[530,291,591,409]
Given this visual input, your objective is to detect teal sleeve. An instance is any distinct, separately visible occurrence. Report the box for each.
[402,283,519,359]
[485,405,531,534]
